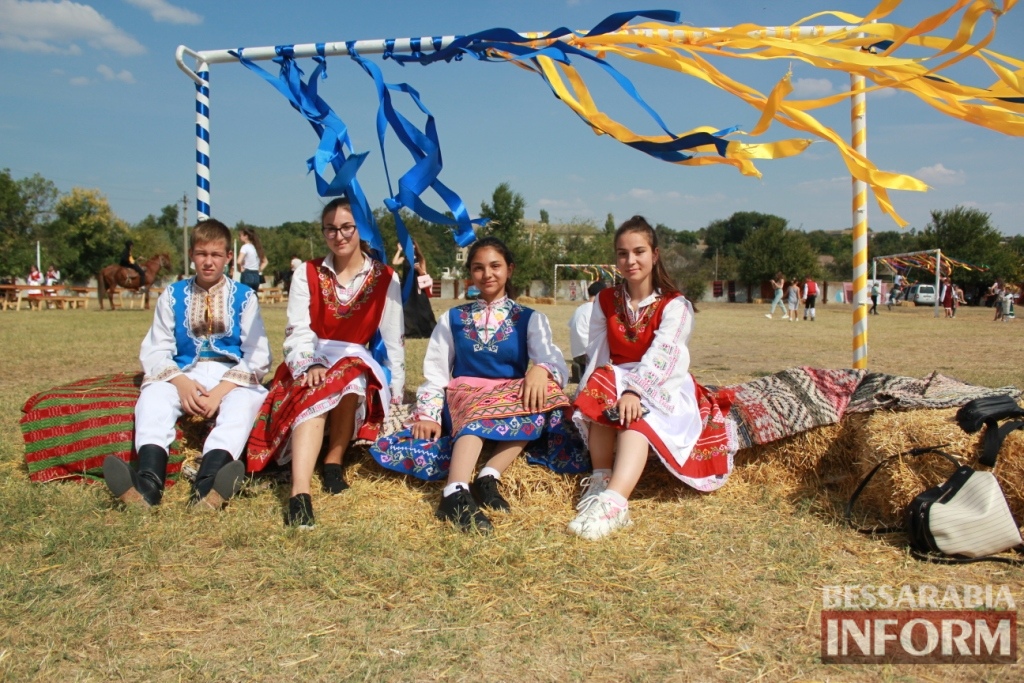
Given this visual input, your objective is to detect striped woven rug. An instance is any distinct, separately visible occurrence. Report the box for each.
[20,373,184,485]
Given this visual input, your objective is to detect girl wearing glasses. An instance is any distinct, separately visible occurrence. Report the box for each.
[247,197,405,529]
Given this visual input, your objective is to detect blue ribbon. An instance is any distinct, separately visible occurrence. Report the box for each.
[385,10,740,163]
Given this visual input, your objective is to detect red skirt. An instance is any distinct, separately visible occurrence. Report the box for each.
[573,366,734,485]
[246,357,384,473]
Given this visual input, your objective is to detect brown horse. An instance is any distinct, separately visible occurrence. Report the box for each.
[97,253,172,310]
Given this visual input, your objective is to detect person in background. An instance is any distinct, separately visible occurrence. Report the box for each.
[25,264,44,295]
[765,272,788,320]
[238,227,268,294]
[802,276,819,321]
[568,280,608,382]
[869,280,880,315]
[393,239,437,339]
[787,279,800,322]
[120,240,147,290]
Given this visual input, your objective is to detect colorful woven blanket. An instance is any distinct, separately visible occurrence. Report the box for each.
[20,373,184,485]
[720,367,1022,450]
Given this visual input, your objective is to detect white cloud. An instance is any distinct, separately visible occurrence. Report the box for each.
[97,63,134,82]
[69,75,89,85]
[791,77,834,98]
[0,0,145,55]
[605,188,709,203]
[867,86,896,99]
[913,163,966,186]
[123,0,201,25]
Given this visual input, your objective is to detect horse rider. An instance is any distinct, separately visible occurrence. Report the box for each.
[120,240,147,289]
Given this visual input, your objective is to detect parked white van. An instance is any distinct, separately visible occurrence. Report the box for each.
[907,283,936,305]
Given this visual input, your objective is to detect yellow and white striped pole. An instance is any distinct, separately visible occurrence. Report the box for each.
[851,69,869,369]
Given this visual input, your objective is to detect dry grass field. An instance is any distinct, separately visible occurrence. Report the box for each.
[1,298,1022,682]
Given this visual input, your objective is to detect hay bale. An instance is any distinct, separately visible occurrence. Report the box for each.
[517,295,537,304]
[851,408,1024,526]
[535,297,556,305]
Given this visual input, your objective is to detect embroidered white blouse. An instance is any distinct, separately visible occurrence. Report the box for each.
[140,277,272,388]
[284,254,405,402]
[414,296,568,424]
[583,289,694,416]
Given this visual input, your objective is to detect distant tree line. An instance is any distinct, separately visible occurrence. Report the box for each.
[3,169,1021,302]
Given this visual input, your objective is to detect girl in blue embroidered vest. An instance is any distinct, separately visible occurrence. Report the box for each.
[102,219,271,511]
[247,197,405,529]
[374,237,578,533]
[570,216,736,540]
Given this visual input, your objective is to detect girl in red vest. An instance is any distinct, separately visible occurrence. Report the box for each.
[247,197,405,528]
[570,216,735,540]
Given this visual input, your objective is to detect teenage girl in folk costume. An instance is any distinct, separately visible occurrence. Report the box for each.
[373,236,583,533]
[571,216,736,541]
[247,197,405,529]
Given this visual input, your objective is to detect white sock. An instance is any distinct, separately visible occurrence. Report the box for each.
[443,482,469,498]
[478,466,501,481]
[603,489,628,507]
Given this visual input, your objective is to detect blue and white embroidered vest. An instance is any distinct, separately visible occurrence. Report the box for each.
[449,303,533,380]
[168,278,253,370]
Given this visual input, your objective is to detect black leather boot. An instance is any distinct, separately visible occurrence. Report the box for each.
[189,449,244,510]
[102,444,167,508]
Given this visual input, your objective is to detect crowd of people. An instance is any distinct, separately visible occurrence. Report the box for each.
[98,202,733,541]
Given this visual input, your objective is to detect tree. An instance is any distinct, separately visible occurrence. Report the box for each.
[918,206,1016,291]
[539,208,549,224]
[737,223,819,285]
[46,188,129,282]
[0,169,60,278]
[604,212,616,235]
[479,183,525,247]
[703,211,787,261]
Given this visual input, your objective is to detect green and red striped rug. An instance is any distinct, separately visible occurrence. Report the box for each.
[21,373,184,486]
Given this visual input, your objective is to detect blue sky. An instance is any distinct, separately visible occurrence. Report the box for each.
[1,0,1022,236]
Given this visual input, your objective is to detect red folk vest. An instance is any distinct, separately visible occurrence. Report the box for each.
[598,286,681,365]
[306,257,392,345]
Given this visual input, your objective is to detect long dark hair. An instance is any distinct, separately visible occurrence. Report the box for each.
[320,196,373,259]
[614,215,680,297]
[239,226,265,263]
[467,236,517,299]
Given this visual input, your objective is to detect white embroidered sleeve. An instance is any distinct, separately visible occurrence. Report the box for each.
[527,311,569,388]
[580,298,611,384]
[623,297,693,414]
[139,289,183,387]
[414,311,454,424]
[282,264,329,378]
[222,288,273,387]
[381,271,406,403]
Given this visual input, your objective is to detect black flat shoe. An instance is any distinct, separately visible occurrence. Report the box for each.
[321,463,349,495]
[471,475,510,512]
[436,488,492,533]
[287,494,315,529]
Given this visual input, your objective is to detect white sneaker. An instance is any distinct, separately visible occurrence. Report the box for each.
[570,491,631,540]
[764,313,772,319]
[567,474,610,533]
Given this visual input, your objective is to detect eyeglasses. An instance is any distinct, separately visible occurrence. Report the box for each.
[322,225,358,239]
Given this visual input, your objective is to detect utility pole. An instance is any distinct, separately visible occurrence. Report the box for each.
[181,192,189,277]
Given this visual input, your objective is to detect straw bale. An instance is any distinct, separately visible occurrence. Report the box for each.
[851,408,1024,526]
[517,295,537,304]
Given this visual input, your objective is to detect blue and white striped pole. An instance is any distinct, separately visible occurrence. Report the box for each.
[194,58,211,220]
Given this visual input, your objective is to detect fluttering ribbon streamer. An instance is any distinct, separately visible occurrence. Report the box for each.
[385,1,1022,226]
[346,43,489,299]
[878,253,989,276]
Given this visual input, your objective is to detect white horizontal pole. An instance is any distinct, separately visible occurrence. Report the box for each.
[175,24,859,82]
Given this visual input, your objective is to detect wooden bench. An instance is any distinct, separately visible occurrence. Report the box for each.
[26,295,89,310]
[258,286,285,304]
